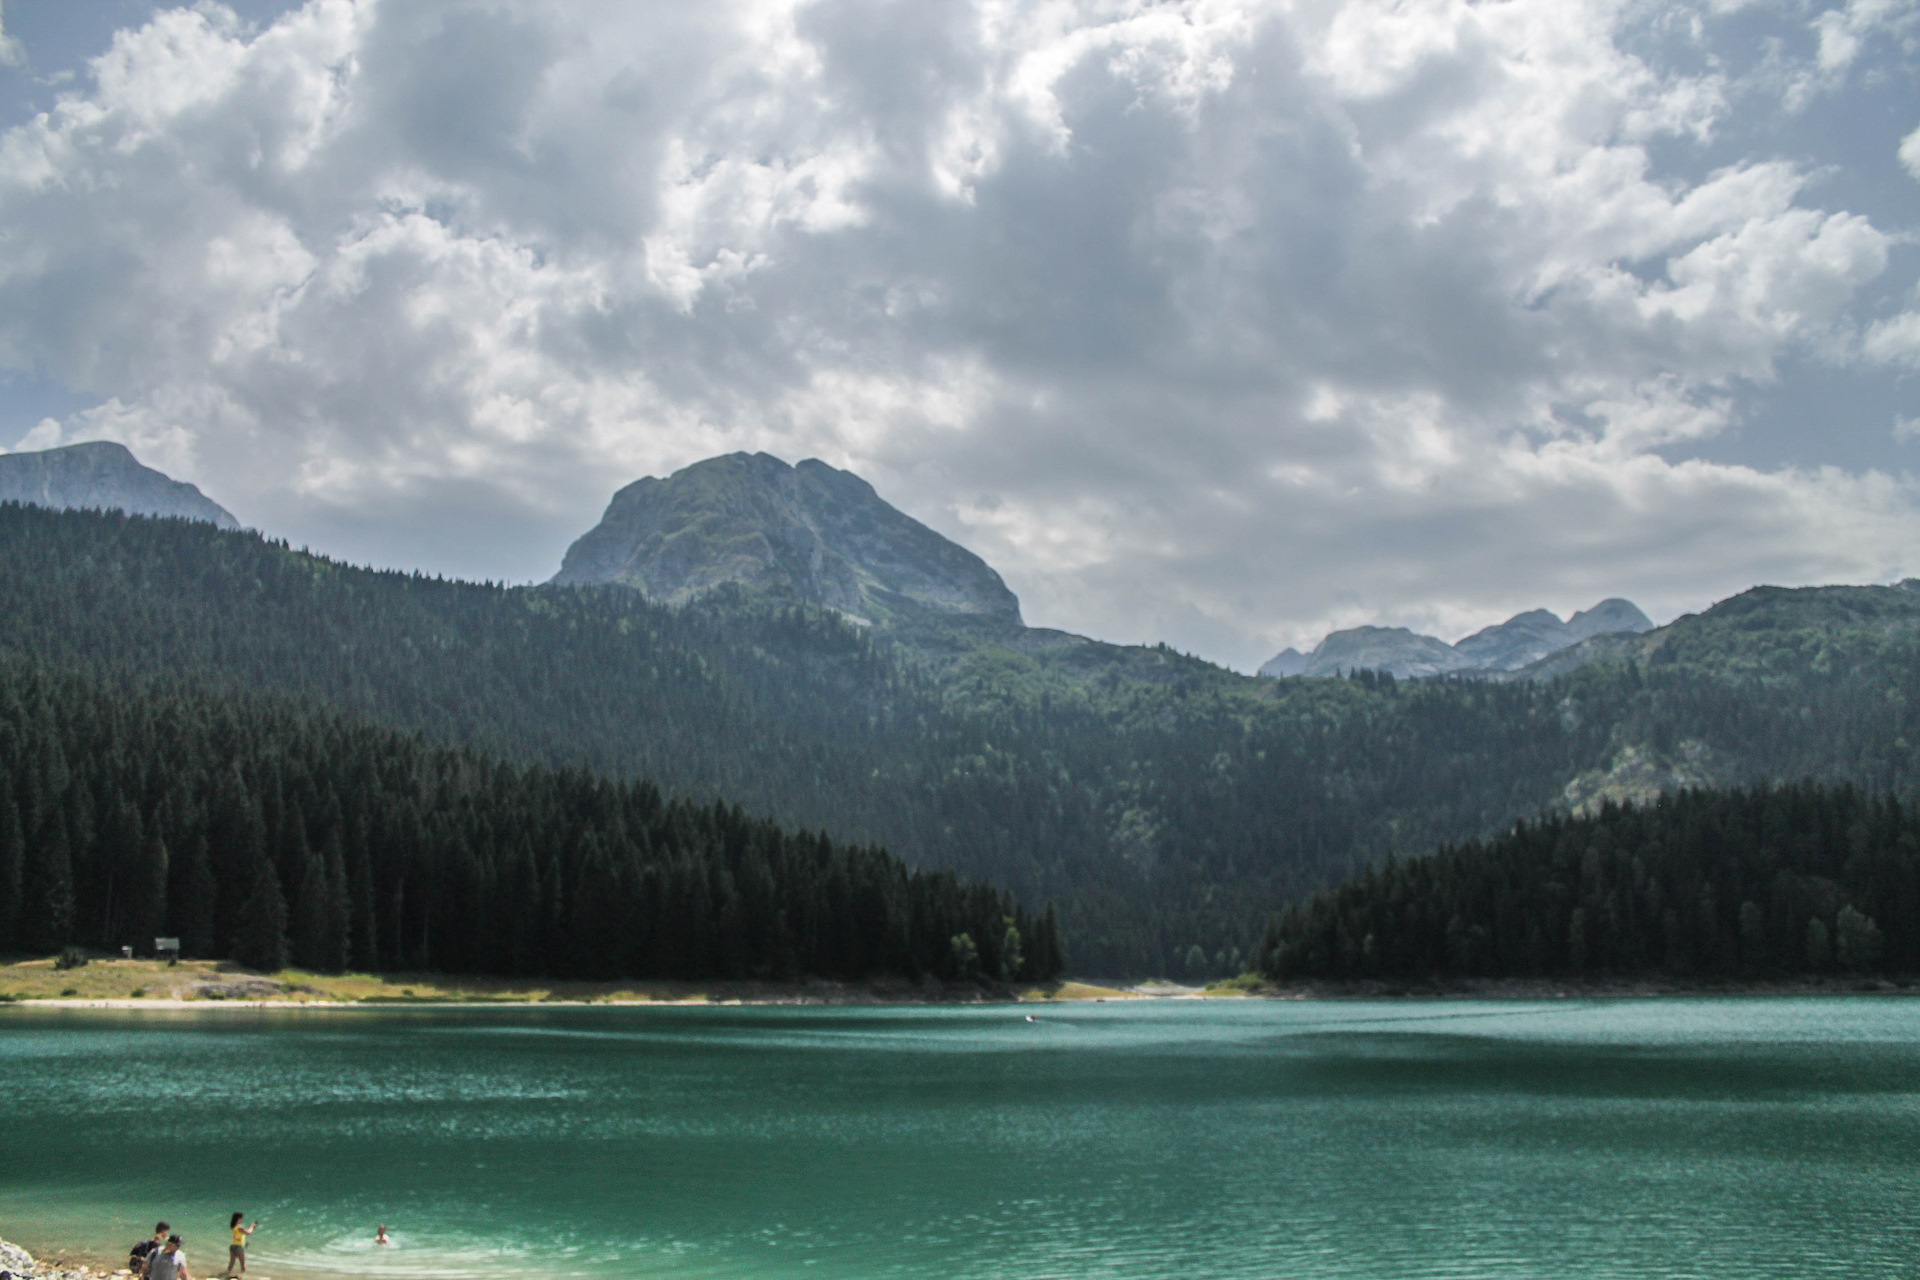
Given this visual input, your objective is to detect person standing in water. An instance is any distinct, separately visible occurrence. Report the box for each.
[224,1213,256,1276]
[143,1234,189,1280]
[374,1226,389,1246]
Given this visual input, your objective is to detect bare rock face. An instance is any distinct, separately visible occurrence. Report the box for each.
[551,453,1023,627]
[0,441,237,529]
[1298,626,1477,679]
[1566,597,1654,640]
[1260,598,1656,680]
[1453,608,1574,671]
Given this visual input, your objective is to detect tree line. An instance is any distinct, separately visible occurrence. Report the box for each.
[0,654,1064,983]
[4,504,1920,974]
[1257,783,1918,980]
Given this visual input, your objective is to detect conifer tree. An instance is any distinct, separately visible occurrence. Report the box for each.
[0,793,23,952]
[322,829,351,973]
[348,836,379,973]
[234,856,289,973]
[291,849,328,972]
[172,832,217,958]
[25,809,74,953]
[130,825,169,954]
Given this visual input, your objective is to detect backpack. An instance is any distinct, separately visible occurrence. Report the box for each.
[130,1240,158,1270]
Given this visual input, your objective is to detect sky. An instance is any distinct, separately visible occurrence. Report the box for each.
[0,0,1914,671]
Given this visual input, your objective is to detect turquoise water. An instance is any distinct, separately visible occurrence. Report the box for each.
[3,1000,1920,1279]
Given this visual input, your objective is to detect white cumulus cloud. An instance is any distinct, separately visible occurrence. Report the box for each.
[0,0,1914,668]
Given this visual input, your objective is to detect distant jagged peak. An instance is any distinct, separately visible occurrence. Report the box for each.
[1257,647,1308,678]
[1567,597,1654,639]
[551,451,1024,628]
[1259,596,1656,680]
[1299,625,1476,680]
[0,439,238,529]
[1453,608,1574,671]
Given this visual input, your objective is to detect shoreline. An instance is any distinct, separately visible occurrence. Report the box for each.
[1237,974,1920,999]
[7,981,1919,1010]
[6,957,1917,1009]
[0,1236,108,1280]
[0,957,1149,1007]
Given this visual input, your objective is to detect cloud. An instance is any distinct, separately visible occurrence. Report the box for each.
[10,417,60,451]
[0,3,21,68]
[0,0,1913,668]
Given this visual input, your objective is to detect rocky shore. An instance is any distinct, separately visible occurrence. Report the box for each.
[0,1238,109,1280]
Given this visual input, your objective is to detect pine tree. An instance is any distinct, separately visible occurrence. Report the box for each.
[99,799,146,951]
[130,825,169,954]
[233,856,289,973]
[24,809,74,954]
[291,849,329,973]
[0,793,23,952]
[172,832,217,958]
[322,829,350,973]
[348,835,379,972]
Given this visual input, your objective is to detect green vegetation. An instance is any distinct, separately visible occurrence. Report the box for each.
[1258,783,1919,980]
[0,653,1062,983]
[5,504,1920,973]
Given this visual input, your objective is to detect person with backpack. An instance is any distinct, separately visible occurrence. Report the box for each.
[129,1223,169,1274]
[143,1234,189,1280]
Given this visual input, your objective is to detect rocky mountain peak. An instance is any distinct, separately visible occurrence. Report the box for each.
[1303,626,1476,679]
[1567,598,1654,640]
[1262,598,1657,680]
[551,452,1023,627]
[0,440,237,529]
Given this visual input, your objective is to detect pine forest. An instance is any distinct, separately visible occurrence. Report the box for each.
[0,654,1063,984]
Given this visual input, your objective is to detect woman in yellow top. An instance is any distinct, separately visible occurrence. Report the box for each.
[223,1214,256,1277]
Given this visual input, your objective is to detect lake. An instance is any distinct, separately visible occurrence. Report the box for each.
[2,999,1918,1279]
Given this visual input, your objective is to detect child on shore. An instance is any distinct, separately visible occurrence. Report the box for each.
[223,1214,256,1277]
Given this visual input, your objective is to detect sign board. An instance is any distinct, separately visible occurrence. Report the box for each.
[155,937,180,953]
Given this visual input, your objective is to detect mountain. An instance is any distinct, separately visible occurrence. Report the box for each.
[0,441,237,529]
[1297,626,1476,679]
[1264,598,1655,679]
[2,499,1919,976]
[1258,647,1308,678]
[1454,608,1574,671]
[553,453,1022,629]
[1567,597,1654,640]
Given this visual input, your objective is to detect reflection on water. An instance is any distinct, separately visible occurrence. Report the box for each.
[3,999,1920,1279]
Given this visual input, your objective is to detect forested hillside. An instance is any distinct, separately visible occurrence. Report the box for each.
[1256,784,1919,980]
[0,653,1062,982]
[4,503,1920,974]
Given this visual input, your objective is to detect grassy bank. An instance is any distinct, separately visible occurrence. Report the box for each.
[0,955,1137,1006]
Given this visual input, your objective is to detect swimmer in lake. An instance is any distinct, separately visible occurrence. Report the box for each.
[375,1225,389,1246]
